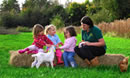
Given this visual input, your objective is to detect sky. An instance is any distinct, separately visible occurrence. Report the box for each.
[0,0,92,8]
[0,0,92,7]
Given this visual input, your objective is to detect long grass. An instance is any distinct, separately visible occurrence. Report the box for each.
[0,32,130,78]
[98,18,130,38]
[58,18,130,38]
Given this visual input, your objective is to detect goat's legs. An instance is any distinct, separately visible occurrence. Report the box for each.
[50,61,53,68]
[36,61,42,69]
[31,58,37,68]
[45,62,49,67]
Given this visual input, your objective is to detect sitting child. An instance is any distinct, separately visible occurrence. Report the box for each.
[18,24,53,54]
[45,24,64,64]
[56,26,77,67]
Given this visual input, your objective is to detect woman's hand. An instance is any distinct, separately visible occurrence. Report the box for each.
[78,41,89,48]
[81,38,105,47]
[85,41,91,46]
[81,41,91,46]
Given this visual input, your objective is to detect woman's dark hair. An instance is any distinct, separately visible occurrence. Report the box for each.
[80,16,94,28]
[66,26,77,37]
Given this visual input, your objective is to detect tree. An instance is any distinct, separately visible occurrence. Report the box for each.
[116,0,130,19]
[22,0,50,9]
[1,0,20,13]
[66,2,86,26]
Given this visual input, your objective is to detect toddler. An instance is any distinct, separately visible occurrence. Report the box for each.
[45,24,64,64]
[56,26,77,67]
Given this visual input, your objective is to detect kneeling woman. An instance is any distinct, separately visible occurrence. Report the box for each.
[74,16,106,66]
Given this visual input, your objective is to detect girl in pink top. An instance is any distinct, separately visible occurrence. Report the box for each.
[18,24,53,54]
[56,26,77,67]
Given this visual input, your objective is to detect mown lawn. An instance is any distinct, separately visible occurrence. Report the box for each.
[0,32,130,78]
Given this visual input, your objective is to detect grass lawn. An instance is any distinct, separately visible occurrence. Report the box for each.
[0,32,130,78]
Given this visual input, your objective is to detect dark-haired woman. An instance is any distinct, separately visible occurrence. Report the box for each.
[74,16,106,66]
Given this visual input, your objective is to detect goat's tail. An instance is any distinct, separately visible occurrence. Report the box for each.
[32,54,37,57]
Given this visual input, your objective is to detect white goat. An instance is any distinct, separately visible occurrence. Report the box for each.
[31,45,55,69]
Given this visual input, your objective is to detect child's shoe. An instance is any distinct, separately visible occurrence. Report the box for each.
[18,48,29,54]
[27,50,38,54]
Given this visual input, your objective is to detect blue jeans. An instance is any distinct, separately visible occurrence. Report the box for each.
[62,51,77,67]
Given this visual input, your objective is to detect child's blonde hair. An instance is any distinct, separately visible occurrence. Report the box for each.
[33,24,44,38]
[45,24,56,35]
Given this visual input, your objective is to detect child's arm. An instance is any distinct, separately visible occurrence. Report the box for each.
[46,44,52,47]
[33,38,46,46]
[58,39,72,49]
[44,35,53,45]
[59,43,70,49]
[57,42,64,46]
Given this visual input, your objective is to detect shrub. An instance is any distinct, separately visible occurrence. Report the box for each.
[16,26,31,32]
[88,9,115,24]
[51,15,65,29]
[0,27,19,34]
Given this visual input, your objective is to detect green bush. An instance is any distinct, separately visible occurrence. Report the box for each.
[51,15,65,29]
[0,27,19,34]
[88,9,115,24]
[16,26,31,32]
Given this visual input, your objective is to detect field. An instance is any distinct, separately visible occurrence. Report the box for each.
[0,32,130,78]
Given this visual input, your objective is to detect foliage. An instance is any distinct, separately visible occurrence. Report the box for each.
[66,2,86,26]
[88,0,130,24]
[51,15,65,29]
[0,12,20,28]
[0,0,20,28]
[0,27,19,34]
[0,0,130,28]
[88,8,113,24]
[116,0,130,19]
[0,0,20,13]
[16,26,31,32]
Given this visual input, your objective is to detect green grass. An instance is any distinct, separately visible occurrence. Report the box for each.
[0,32,130,78]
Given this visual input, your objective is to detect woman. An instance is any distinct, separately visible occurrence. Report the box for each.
[74,16,106,66]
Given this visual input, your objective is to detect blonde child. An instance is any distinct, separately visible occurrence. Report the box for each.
[45,24,64,64]
[56,26,77,67]
[18,24,53,54]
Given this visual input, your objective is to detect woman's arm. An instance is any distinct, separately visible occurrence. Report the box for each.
[83,38,105,47]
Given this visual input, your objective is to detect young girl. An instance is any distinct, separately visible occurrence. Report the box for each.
[45,24,64,64]
[56,26,77,67]
[18,24,53,54]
